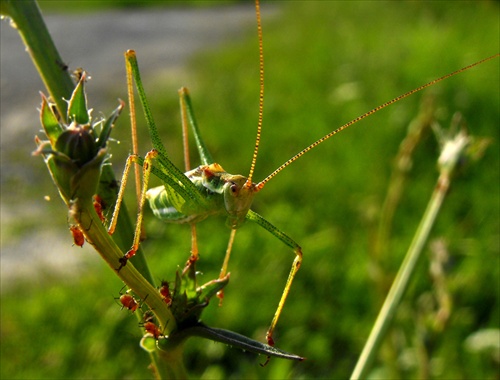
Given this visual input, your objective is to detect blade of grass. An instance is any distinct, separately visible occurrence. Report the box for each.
[351,125,471,380]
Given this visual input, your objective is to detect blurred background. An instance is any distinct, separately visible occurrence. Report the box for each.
[1,1,498,379]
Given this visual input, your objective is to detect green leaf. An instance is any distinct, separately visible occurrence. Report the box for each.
[164,323,305,362]
[39,93,64,147]
[68,72,89,124]
[96,99,124,150]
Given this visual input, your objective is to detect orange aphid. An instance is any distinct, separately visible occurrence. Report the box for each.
[93,194,106,224]
[116,287,145,313]
[119,293,139,312]
[69,225,85,247]
[159,281,172,306]
[141,312,163,339]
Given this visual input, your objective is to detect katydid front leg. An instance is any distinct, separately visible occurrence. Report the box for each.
[246,210,303,346]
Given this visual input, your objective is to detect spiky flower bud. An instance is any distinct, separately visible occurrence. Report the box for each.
[55,123,97,167]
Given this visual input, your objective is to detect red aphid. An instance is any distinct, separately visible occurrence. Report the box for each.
[143,321,162,339]
[119,293,139,312]
[69,225,85,247]
[93,194,107,224]
[141,312,162,339]
[159,281,172,306]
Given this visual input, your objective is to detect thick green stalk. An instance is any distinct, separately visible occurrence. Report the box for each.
[1,0,73,120]
[75,197,174,331]
[74,197,186,379]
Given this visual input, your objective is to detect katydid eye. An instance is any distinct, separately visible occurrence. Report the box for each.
[230,183,238,194]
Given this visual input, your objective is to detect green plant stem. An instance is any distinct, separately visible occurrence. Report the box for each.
[157,346,188,379]
[74,197,186,378]
[350,167,454,379]
[76,197,173,326]
[373,97,435,264]
[1,0,73,120]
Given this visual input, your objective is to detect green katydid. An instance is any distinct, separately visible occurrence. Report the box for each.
[108,0,498,346]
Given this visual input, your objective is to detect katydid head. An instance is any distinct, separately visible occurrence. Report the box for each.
[193,164,258,227]
[223,175,258,229]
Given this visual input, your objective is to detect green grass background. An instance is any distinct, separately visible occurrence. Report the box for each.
[1,1,499,379]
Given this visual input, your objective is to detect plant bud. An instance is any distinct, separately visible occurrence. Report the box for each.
[55,124,97,167]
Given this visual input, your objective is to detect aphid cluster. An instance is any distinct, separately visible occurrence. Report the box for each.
[116,283,173,340]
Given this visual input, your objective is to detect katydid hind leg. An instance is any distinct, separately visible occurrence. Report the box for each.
[179,87,214,166]
[126,51,211,207]
[179,86,224,269]
[180,86,201,268]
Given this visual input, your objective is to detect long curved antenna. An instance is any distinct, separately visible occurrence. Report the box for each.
[246,0,264,188]
[257,53,499,189]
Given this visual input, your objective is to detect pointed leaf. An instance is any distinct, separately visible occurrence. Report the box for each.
[165,323,304,362]
[96,99,124,150]
[68,72,89,124]
[40,93,64,147]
